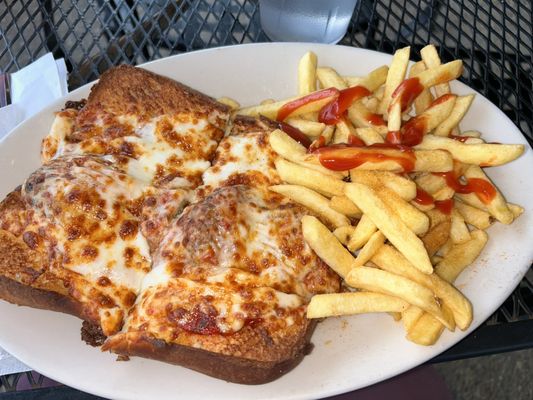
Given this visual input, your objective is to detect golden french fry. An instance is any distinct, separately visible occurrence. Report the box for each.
[387,101,403,132]
[415,135,525,167]
[270,185,350,229]
[417,60,464,88]
[347,214,377,252]
[350,170,416,200]
[376,187,429,235]
[344,65,389,91]
[407,306,449,345]
[402,306,425,331]
[454,199,493,230]
[372,245,472,330]
[420,44,450,97]
[330,196,362,218]
[435,229,488,282]
[269,130,344,178]
[401,94,456,140]
[415,173,454,201]
[285,118,325,137]
[508,203,524,219]
[355,127,385,145]
[352,231,386,268]
[321,125,335,144]
[333,119,357,144]
[420,214,451,256]
[463,165,513,224]
[316,67,347,89]
[302,216,356,279]
[347,101,388,135]
[434,95,475,136]
[238,91,336,120]
[346,267,452,329]
[298,51,318,95]
[217,96,240,110]
[307,292,409,318]
[333,225,356,245]
[378,46,411,114]
[346,183,433,274]
[409,61,434,114]
[275,159,345,197]
[450,209,471,244]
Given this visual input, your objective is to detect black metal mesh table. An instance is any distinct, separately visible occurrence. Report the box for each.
[1,0,532,397]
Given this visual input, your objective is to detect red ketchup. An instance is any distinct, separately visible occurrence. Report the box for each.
[433,172,497,204]
[277,87,339,121]
[318,86,371,125]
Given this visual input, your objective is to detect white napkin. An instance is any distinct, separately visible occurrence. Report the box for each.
[0,52,68,139]
[0,52,68,376]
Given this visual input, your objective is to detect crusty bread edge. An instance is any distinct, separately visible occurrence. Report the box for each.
[0,275,85,317]
[103,320,317,385]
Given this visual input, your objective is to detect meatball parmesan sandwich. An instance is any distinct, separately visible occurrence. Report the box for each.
[103,185,340,383]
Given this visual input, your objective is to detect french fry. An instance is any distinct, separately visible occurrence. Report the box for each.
[345,183,433,274]
[420,44,450,97]
[275,159,345,197]
[454,199,493,230]
[330,196,362,218]
[508,203,524,219]
[402,306,425,331]
[415,173,454,201]
[270,185,350,229]
[352,231,386,268]
[463,165,513,224]
[238,91,336,120]
[350,170,416,200]
[435,229,489,282]
[217,96,240,110]
[321,125,335,144]
[333,225,356,245]
[316,67,347,90]
[434,95,475,136]
[450,209,471,244]
[347,214,377,252]
[307,292,409,318]
[372,245,472,330]
[420,211,451,256]
[333,119,357,144]
[415,135,525,167]
[417,60,464,88]
[375,187,429,235]
[298,51,318,95]
[302,216,356,279]
[344,65,389,91]
[355,127,385,145]
[409,61,433,114]
[400,94,456,140]
[378,46,411,114]
[347,102,388,135]
[406,304,454,345]
[269,129,345,178]
[387,101,403,132]
[285,118,325,137]
[316,146,452,173]
[346,267,452,329]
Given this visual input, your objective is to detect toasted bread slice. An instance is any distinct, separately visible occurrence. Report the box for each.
[104,185,340,383]
[0,155,189,336]
[42,65,231,189]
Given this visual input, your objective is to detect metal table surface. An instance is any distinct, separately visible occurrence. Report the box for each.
[0,0,532,398]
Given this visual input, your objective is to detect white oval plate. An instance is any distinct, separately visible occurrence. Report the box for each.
[0,43,532,400]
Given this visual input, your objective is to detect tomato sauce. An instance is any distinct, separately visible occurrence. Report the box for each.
[433,172,497,204]
[318,86,371,125]
[277,87,339,121]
